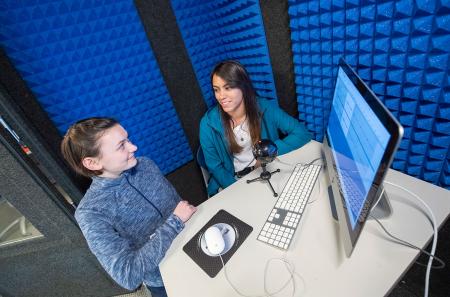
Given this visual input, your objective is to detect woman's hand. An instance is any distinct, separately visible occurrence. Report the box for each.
[173,200,197,223]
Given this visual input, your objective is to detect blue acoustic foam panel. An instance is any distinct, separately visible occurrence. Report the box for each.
[171,0,278,108]
[288,0,449,189]
[0,0,192,174]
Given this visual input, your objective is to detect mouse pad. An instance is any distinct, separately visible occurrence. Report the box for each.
[183,209,253,278]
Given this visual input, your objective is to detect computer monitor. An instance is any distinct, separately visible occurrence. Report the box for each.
[322,58,404,257]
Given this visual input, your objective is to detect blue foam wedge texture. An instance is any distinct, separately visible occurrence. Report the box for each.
[0,0,192,173]
[288,0,449,188]
[170,0,277,107]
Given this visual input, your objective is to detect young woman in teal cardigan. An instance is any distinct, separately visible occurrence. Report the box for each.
[199,61,311,196]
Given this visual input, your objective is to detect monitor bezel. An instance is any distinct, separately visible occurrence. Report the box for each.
[323,58,404,256]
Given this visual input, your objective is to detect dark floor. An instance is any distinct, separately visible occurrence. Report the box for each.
[389,219,450,297]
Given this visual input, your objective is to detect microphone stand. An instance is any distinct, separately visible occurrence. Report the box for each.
[246,163,280,197]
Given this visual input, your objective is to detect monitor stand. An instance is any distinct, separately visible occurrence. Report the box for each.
[328,185,392,221]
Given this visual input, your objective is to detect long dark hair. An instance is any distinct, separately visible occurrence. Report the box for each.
[61,117,118,177]
[211,60,261,154]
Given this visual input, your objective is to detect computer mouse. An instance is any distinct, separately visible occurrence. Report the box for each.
[204,226,225,256]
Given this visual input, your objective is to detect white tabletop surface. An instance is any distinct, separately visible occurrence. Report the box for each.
[160,141,450,297]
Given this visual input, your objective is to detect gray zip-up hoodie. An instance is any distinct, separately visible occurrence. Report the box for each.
[75,157,184,290]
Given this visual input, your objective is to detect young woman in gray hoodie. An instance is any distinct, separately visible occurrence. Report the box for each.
[61,117,197,297]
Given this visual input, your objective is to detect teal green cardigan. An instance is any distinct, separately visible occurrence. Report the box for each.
[199,98,311,196]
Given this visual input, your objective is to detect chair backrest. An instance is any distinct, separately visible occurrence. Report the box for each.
[196,146,210,191]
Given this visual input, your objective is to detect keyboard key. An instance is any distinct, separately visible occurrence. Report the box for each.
[257,163,321,250]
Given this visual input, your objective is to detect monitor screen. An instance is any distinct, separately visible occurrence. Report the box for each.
[322,58,403,256]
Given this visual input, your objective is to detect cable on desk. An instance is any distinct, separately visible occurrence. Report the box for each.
[369,214,445,269]
[274,157,322,168]
[377,181,441,297]
[218,254,305,297]
[370,187,445,269]
[278,253,306,297]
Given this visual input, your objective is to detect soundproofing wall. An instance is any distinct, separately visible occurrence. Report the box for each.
[288,0,449,188]
[0,0,192,174]
[170,0,278,107]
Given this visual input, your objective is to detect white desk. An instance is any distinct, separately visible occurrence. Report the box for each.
[160,141,450,297]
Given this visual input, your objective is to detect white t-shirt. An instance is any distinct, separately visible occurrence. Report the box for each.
[232,120,256,172]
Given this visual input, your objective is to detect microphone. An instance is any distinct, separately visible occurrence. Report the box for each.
[248,139,280,197]
[252,139,278,165]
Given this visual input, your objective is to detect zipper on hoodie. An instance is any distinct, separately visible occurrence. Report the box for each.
[124,175,163,218]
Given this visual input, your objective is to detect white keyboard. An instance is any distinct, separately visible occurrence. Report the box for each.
[257,163,321,250]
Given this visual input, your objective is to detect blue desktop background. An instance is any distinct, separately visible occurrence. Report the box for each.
[328,68,391,228]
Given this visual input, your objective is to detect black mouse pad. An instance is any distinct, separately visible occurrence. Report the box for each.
[183,209,253,278]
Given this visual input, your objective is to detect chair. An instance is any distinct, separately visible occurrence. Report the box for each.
[196,146,210,191]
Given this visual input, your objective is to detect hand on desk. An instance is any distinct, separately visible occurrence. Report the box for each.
[174,200,197,223]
